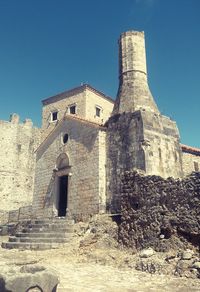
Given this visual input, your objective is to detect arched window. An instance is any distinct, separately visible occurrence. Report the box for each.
[63,133,69,144]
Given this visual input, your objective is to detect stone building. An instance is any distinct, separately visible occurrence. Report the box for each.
[32,85,113,218]
[0,30,200,220]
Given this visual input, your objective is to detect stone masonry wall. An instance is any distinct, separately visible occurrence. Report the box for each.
[0,114,41,213]
[41,90,86,139]
[113,31,159,115]
[33,117,107,218]
[85,89,113,125]
[182,152,200,175]
[106,110,182,213]
[118,171,200,251]
[41,87,113,140]
[106,112,144,213]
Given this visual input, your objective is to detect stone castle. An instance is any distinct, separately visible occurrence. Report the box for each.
[0,30,200,221]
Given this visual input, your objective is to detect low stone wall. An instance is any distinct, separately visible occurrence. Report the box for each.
[7,205,32,223]
[118,171,200,251]
[0,210,9,225]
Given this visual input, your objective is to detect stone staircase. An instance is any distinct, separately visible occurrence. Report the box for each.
[1,217,74,250]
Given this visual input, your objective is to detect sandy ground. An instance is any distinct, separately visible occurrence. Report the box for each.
[0,235,200,292]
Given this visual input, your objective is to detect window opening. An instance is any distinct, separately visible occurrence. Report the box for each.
[96,107,101,117]
[51,111,58,121]
[194,161,199,171]
[69,105,76,114]
[63,133,69,144]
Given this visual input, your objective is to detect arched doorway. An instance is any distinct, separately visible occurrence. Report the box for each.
[55,153,71,217]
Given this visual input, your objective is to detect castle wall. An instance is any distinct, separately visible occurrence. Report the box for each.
[182,151,200,175]
[32,118,107,219]
[0,114,41,212]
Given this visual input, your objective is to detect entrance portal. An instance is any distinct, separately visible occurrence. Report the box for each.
[58,175,68,217]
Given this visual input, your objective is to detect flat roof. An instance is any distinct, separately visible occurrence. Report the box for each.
[42,84,114,105]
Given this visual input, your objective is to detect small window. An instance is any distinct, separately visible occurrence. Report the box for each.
[96,107,101,117]
[63,133,69,144]
[194,161,199,171]
[69,105,76,114]
[51,111,58,121]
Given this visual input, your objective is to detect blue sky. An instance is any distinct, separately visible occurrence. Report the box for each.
[0,0,199,147]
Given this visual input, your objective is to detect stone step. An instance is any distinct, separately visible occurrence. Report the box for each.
[9,236,70,243]
[1,241,62,250]
[33,218,74,225]
[28,223,73,229]
[2,216,74,250]
[15,232,69,238]
[25,226,73,233]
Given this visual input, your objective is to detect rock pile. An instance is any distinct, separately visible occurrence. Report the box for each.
[0,264,59,292]
[118,171,200,251]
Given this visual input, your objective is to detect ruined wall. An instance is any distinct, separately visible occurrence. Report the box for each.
[118,171,200,251]
[0,114,41,212]
[33,117,107,218]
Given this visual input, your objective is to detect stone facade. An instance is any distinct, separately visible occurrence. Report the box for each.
[33,116,107,219]
[0,114,41,212]
[0,30,200,221]
[41,84,113,140]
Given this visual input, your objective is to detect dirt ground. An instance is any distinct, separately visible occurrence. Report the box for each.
[0,215,200,292]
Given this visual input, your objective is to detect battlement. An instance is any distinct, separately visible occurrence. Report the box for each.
[0,113,36,128]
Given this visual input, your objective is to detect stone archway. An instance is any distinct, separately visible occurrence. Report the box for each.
[56,153,70,170]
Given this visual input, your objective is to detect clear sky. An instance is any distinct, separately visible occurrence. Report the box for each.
[0,0,199,147]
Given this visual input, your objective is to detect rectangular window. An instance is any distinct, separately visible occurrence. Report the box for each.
[96,107,101,117]
[194,161,199,171]
[69,105,76,114]
[51,111,58,121]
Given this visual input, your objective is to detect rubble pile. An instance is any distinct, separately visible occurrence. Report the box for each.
[119,171,200,251]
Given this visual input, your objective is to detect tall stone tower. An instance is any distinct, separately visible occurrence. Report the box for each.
[106,30,183,213]
[113,31,159,114]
